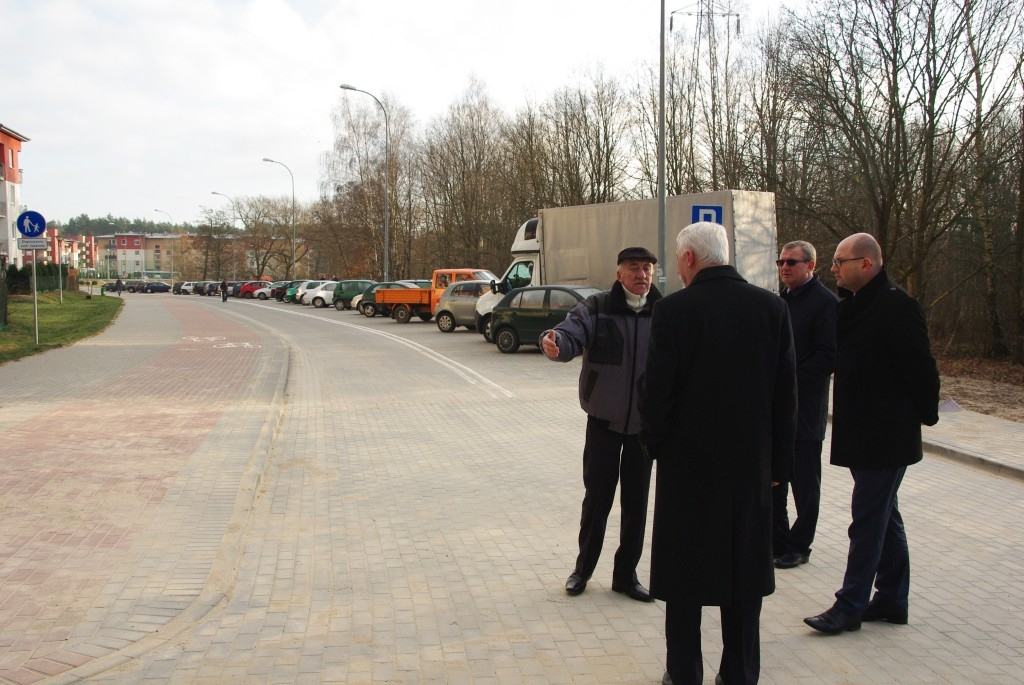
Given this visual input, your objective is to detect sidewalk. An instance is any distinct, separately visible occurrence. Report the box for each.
[923,402,1024,481]
[1,294,1022,684]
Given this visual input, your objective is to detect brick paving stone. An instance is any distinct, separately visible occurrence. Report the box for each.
[0,295,1022,684]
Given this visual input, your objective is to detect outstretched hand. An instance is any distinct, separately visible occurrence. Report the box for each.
[541,330,560,359]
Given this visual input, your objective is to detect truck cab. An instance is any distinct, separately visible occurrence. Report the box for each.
[475,219,541,341]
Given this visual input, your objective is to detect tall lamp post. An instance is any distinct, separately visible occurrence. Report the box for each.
[339,83,390,281]
[261,158,296,279]
[154,208,174,280]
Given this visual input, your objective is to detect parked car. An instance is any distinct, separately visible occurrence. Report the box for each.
[332,279,376,310]
[253,286,272,300]
[172,281,184,294]
[141,281,172,293]
[292,280,326,304]
[239,281,268,298]
[434,280,490,333]
[304,281,339,308]
[359,282,416,318]
[272,280,302,301]
[124,279,145,293]
[179,281,198,295]
[203,282,220,296]
[490,285,603,354]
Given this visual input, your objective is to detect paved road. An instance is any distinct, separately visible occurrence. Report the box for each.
[0,294,1022,684]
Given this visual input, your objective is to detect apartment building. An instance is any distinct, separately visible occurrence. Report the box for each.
[0,123,30,268]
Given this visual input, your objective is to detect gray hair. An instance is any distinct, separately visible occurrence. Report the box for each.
[676,222,729,265]
[782,240,816,263]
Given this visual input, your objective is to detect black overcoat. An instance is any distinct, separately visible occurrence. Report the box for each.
[639,265,797,605]
[782,275,839,441]
[830,268,940,469]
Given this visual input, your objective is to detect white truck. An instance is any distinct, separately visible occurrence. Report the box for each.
[475,190,779,340]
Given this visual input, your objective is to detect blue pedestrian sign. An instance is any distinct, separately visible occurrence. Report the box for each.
[17,210,47,237]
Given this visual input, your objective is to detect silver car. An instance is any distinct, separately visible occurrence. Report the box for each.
[433,280,490,333]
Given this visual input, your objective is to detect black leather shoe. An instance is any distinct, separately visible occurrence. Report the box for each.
[565,573,587,596]
[612,580,654,603]
[862,599,908,624]
[774,551,810,569]
[803,606,862,634]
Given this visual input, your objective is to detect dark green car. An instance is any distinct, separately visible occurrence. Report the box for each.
[333,280,376,310]
[491,285,603,354]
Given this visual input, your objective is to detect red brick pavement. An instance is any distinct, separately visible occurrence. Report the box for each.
[0,300,271,684]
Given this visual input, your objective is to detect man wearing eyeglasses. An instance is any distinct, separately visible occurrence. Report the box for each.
[772,242,839,571]
[804,232,940,635]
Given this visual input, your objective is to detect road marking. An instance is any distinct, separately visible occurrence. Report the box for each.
[245,303,515,398]
[213,342,262,349]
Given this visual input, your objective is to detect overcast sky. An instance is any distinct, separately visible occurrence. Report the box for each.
[6,0,789,228]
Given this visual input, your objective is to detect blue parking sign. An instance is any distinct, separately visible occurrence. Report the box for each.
[17,210,47,237]
[692,205,723,224]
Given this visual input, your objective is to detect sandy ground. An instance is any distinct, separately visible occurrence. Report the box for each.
[938,356,1024,424]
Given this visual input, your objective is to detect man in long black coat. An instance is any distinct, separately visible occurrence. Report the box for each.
[804,233,940,635]
[640,222,797,685]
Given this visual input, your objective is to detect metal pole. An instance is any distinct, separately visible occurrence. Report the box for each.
[340,84,390,281]
[32,251,38,345]
[657,0,667,292]
[260,160,296,279]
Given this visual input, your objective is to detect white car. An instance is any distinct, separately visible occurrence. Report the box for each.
[253,286,272,300]
[179,281,198,295]
[292,280,326,304]
[304,281,339,308]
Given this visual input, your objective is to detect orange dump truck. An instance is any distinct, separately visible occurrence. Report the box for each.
[376,268,498,323]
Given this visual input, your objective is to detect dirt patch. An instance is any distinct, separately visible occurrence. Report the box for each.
[937,355,1024,424]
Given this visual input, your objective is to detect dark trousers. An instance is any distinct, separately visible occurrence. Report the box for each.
[771,439,823,556]
[574,416,652,584]
[665,598,762,685]
[835,466,909,614]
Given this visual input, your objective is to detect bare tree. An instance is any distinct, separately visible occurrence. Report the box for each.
[545,71,629,206]
[418,79,506,270]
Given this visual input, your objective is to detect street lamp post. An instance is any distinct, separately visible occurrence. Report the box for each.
[154,209,174,280]
[261,159,296,280]
[340,83,390,281]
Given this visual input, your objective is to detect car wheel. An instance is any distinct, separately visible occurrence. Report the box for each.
[393,305,412,324]
[257,292,268,300]
[312,297,325,308]
[480,314,493,343]
[495,327,520,354]
[244,292,253,299]
[362,302,377,317]
[334,300,344,311]
[436,312,456,333]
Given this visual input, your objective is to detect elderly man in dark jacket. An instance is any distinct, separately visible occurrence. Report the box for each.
[640,223,797,685]
[804,233,940,635]
[541,246,662,603]
[772,241,839,569]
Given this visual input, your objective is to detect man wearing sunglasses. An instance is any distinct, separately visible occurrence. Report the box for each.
[804,232,940,635]
[772,242,839,571]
